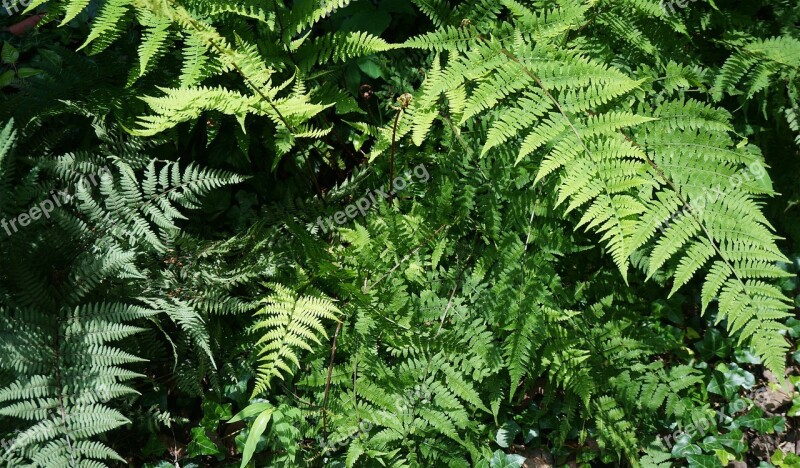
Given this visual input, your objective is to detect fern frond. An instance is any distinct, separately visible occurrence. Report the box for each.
[251,284,340,397]
[712,36,800,101]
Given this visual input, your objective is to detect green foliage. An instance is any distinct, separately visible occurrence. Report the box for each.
[1,0,800,466]
[251,284,340,396]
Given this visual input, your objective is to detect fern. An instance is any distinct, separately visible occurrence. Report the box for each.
[0,304,152,467]
[251,284,340,397]
[712,36,800,101]
[402,8,794,376]
[5,0,800,465]
[0,116,245,466]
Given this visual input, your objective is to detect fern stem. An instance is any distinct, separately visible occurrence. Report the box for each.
[166,0,332,203]
[165,0,295,132]
[490,41,591,161]
[440,113,489,181]
[321,319,343,441]
[436,247,475,336]
[436,278,460,336]
[389,106,402,202]
[52,321,77,467]
[629,134,750,291]
[486,38,632,279]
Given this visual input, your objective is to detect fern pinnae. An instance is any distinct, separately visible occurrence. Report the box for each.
[251,284,340,397]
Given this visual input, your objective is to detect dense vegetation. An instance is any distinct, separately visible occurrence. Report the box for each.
[0,0,799,466]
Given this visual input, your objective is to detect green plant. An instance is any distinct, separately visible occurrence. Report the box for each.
[1,0,799,466]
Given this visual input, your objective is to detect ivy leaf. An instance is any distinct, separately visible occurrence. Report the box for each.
[707,364,755,399]
[786,317,800,339]
[686,454,723,468]
[734,348,761,365]
[771,450,800,467]
[672,434,703,457]
[737,408,785,434]
[187,427,222,457]
[495,420,521,448]
[711,429,746,454]
[695,329,731,359]
[200,400,232,431]
[489,450,525,468]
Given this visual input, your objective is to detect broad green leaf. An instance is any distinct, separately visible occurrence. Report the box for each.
[489,450,526,468]
[0,70,14,88]
[357,57,383,79]
[240,409,272,468]
[737,408,785,434]
[229,401,273,423]
[672,434,702,457]
[16,68,42,78]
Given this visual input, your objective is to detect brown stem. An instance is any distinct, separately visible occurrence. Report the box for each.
[389,108,402,202]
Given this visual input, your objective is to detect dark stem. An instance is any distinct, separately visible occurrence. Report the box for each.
[389,108,402,201]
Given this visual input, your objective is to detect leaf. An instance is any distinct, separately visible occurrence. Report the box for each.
[702,429,746,454]
[695,329,731,359]
[229,401,273,423]
[672,434,703,457]
[15,67,42,78]
[524,428,539,443]
[786,317,800,339]
[0,70,14,88]
[734,348,761,365]
[495,420,521,448]
[707,365,755,399]
[737,408,785,434]
[357,57,383,79]
[2,42,19,64]
[200,400,232,431]
[240,409,272,468]
[489,450,526,468]
[346,441,365,467]
[788,397,800,417]
[187,427,222,457]
[686,454,723,468]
